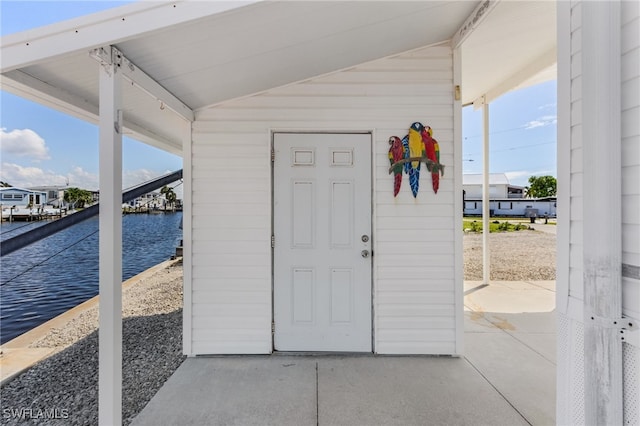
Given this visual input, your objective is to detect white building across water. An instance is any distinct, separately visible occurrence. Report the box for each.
[463,173,556,217]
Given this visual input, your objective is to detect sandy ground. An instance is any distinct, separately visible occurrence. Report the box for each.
[464,228,556,280]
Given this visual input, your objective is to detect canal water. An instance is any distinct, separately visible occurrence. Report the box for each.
[0,212,183,344]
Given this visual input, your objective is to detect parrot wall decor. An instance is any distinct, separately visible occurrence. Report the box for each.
[387,121,445,197]
[388,136,404,197]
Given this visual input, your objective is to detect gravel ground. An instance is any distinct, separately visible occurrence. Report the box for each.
[1,261,185,426]
[0,231,555,425]
[464,228,556,280]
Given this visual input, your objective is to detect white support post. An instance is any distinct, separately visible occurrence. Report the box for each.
[182,120,193,356]
[581,2,623,425]
[481,97,490,285]
[98,46,123,426]
[453,47,464,355]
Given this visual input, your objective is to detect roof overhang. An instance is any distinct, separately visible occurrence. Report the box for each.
[457,0,557,105]
[0,1,557,154]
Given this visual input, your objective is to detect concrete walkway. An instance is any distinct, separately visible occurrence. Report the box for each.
[133,280,556,426]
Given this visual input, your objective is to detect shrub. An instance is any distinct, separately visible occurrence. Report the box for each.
[497,221,510,231]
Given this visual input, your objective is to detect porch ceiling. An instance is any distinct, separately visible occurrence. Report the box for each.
[0,1,556,153]
[460,0,557,105]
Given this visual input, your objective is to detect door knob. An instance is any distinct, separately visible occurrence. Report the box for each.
[361,250,370,258]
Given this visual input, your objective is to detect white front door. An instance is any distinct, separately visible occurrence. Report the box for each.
[273,133,372,352]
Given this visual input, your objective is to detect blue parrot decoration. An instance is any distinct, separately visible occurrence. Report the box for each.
[388,121,444,198]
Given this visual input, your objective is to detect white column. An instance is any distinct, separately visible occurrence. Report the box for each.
[482,97,490,285]
[453,47,464,355]
[98,47,123,426]
[581,1,623,425]
[182,120,193,355]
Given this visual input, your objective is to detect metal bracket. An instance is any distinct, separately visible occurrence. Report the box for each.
[587,314,636,331]
[587,315,640,347]
[89,46,122,76]
[588,314,638,345]
[89,46,111,66]
[621,327,639,347]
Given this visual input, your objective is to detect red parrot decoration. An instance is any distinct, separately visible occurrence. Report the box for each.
[388,136,404,197]
[387,122,444,197]
[421,125,442,194]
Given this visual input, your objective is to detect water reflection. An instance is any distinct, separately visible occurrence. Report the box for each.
[0,213,182,344]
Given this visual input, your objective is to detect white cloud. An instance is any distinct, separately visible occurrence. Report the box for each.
[68,166,99,190]
[0,163,98,190]
[0,128,50,161]
[538,103,556,111]
[123,168,159,190]
[1,163,182,198]
[524,115,557,130]
[0,162,67,188]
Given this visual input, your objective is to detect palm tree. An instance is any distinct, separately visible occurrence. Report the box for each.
[64,187,93,209]
[160,185,177,211]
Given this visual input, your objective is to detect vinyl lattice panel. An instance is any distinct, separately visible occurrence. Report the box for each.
[571,320,585,425]
[558,313,586,425]
[624,342,640,425]
[557,314,570,422]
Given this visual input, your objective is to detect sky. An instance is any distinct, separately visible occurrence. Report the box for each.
[462,80,557,186]
[0,1,557,193]
[0,1,182,194]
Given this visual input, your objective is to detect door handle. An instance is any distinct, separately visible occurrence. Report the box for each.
[361,250,370,258]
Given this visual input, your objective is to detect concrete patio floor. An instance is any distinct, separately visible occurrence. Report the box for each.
[132,280,556,426]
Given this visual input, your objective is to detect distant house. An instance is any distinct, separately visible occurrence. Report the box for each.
[126,191,164,210]
[463,173,525,199]
[462,174,555,217]
[90,190,100,204]
[463,197,557,218]
[0,187,47,208]
[125,191,180,211]
[27,186,66,207]
[0,187,48,219]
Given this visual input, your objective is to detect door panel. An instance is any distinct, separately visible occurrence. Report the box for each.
[291,181,315,248]
[330,181,353,248]
[273,133,372,352]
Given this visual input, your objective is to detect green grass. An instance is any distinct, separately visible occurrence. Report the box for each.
[463,219,532,233]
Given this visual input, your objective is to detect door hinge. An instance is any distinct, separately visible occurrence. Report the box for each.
[271,321,275,333]
[271,148,275,162]
[271,235,275,248]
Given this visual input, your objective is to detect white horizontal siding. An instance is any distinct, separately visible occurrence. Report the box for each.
[568,20,584,304]
[371,47,456,354]
[190,43,457,355]
[190,125,272,354]
[621,0,640,322]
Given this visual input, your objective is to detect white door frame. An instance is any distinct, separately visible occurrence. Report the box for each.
[271,130,374,352]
